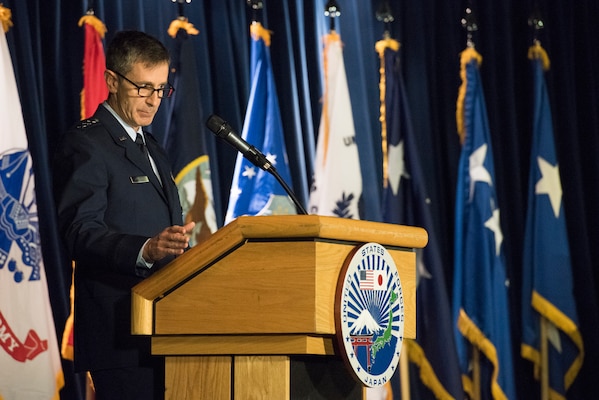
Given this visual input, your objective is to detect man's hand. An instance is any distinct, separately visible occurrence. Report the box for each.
[142,221,195,263]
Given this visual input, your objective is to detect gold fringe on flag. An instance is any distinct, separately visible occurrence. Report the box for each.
[77,14,107,38]
[60,263,76,361]
[455,47,483,145]
[375,38,400,189]
[457,308,508,400]
[250,21,271,47]
[0,4,13,33]
[167,17,199,38]
[404,340,456,400]
[528,40,550,71]
[522,291,584,393]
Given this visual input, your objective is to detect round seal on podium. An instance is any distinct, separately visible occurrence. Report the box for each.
[335,242,404,387]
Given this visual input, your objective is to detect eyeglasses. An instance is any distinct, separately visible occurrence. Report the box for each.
[112,70,175,99]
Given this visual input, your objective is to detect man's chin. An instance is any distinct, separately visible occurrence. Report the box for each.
[137,116,155,127]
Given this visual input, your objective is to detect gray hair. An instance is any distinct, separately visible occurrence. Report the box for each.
[106,30,170,75]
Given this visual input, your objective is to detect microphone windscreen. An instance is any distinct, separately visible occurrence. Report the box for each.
[206,114,227,136]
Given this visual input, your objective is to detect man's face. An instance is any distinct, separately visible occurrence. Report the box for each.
[106,61,169,131]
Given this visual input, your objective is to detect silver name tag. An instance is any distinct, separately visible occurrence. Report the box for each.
[130,175,150,184]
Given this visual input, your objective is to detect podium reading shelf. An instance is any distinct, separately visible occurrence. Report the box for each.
[131,215,427,399]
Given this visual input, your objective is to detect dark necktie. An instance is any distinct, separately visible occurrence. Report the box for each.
[135,132,162,185]
[135,132,150,160]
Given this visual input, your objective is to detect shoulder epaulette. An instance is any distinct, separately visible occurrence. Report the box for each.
[75,118,100,129]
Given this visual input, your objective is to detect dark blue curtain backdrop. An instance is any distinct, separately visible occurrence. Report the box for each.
[3,0,599,398]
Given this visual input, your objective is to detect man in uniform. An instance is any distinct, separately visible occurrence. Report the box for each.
[53,30,193,400]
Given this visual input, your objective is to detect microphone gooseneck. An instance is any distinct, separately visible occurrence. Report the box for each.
[205,114,308,215]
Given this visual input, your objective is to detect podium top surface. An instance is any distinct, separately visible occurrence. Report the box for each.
[133,215,427,302]
[214,214,428,248]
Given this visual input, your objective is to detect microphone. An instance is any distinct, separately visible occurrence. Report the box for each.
[206,114,273,171]
[205,114,308,215]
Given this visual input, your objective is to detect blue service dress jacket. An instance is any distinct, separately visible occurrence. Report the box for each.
[53,104,183,372]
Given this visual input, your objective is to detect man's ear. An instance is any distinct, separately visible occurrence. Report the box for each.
[105,70,118,94]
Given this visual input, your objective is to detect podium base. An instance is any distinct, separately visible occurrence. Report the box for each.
[164,355,363,400]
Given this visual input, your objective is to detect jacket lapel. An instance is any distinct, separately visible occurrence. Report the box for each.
[95,106,168,203]
[145,136,182,224]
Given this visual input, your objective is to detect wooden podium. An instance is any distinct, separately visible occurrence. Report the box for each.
[132,215,427,399]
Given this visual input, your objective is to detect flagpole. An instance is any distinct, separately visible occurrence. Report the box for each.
[374,3,410,398]
[527,10,550,399]
[375,0,394,36]
[400,346,411,400]
[472,347,480,400]
[247,0,263,20]
[460,7,482,400]
[173,0,186,17]
[540,316,549,399]
[324,0,340,32]
[461,3,478,50]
